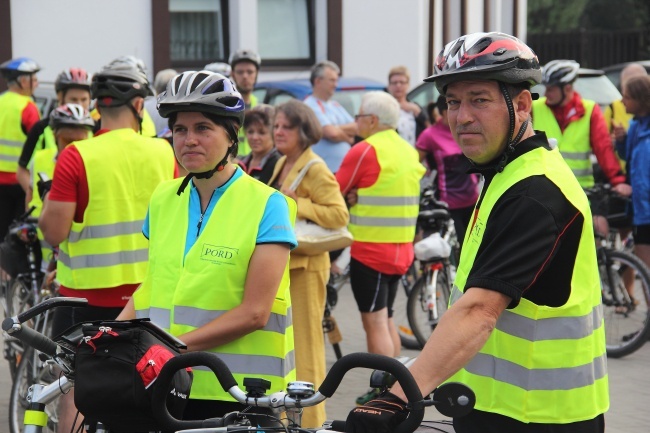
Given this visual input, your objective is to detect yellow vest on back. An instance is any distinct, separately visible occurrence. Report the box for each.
[349,129,424,243]
[449,145,608,424]
[29,147,57,262]
[532,97,595,187]
[57,128,176,289]
[133,173,296,401]
[0,91,40,173]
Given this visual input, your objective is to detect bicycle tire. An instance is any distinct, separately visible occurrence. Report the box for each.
[600,249,650,358]
[407,265,451,348]
[9,346,60,433]
[395,271,423,350]
[5,278,35,382]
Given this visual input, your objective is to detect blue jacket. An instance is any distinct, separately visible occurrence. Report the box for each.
[624,116,650,225]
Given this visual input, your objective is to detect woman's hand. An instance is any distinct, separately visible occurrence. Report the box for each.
[281,187,298,200]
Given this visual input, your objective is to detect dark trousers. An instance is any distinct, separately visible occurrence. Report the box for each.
[0,184,26,240]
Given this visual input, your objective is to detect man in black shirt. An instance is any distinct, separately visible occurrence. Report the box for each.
[17,68,91,193]
[346,32,607,433]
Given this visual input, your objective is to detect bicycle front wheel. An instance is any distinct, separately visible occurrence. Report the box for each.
[9,347,60,433]
[600,249,650,358]
[394,274,422,350]
[407,264,451,348]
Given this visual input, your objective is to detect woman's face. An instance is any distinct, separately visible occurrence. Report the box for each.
[273,111,302,156]
[245,121,274,156]
[172,112,233,173]
[622,85,641,116]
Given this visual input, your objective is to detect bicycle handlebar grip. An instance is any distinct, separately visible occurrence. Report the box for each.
[16,297,88,324]
[5,321,58,357]
[319,352,424,433]
[152,352,238,431]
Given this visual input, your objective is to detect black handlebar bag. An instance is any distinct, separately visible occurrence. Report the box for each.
[74,319,193,432]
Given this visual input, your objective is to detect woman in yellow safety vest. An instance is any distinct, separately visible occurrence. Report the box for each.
[118,70,297,425]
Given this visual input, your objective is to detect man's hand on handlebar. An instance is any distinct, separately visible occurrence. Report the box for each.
[345,391,409,433]
[611,182,632,198]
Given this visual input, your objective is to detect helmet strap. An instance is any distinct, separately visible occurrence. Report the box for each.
[176,142,236,196]
[126,102,144,134]
[496,82,529,173]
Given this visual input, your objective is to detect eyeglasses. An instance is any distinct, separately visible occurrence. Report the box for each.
[389,80,409,86]
[354,114,374,120]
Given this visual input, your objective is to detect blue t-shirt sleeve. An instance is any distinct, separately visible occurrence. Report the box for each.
[257,192,298,249]
[142,208,150,239]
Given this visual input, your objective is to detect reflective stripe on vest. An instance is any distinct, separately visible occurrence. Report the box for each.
[348,129,424,243]
[532,98,595,187]
[133,172,296,401]
[448,144,608,423]
[57,129,176,289]
[0,92,38,173]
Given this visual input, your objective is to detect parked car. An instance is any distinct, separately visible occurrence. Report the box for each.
[601,60,650,90]
[407,68,621,115]
[32,82,57,116]
[253,77,385,116]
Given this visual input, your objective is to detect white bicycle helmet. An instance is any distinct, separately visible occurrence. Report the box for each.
[49,103,95,130]
[542,60,580,86]
[204,62,232,77]
[229,49,261,70]
[157,70,245,124]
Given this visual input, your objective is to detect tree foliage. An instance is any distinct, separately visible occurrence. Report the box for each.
[528,0,650,33]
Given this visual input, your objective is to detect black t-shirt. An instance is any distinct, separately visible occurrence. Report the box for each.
[465,133,584,308]
[454,409,604,433]
[19,117,50,168]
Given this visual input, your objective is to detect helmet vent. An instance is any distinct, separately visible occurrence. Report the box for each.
[173,75,183,95]
[204,80,225,95]
[219,96,241,108]
[190,73,210,93]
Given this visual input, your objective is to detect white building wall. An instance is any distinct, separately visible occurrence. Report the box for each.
[341,0,430,86]
[11,0,154,82]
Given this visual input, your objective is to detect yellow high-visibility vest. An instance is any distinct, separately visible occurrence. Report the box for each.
[57,128,176,288]
[0,91,40,173]
[532,98,595,187]
[348,129,425,242]
[133,173,296,401]
[448,144,608,424]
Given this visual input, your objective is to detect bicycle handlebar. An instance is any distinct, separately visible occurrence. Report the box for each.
[152,351,426,433]
[2,297,89,357]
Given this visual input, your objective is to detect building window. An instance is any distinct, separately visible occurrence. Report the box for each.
[258,0,315,66]
[170,0,229,68]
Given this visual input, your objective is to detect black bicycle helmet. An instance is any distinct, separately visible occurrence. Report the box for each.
[0,57,40,81]
[229,49,261,70]
[157,70,245,125]
[91,57,153,107]
[55,68,91,93]
[541,59,580,86]
[158,70,245,194]
[49,103,95,130]
[425,32,541,172]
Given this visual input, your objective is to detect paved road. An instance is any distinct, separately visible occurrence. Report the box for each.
[1,284,649,432]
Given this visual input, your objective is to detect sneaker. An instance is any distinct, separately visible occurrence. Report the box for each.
[355,388,381,406]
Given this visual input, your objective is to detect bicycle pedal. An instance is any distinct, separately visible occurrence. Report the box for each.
[326,316,343,344]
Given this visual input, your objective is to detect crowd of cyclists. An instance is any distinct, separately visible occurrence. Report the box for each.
[0,29,649,433]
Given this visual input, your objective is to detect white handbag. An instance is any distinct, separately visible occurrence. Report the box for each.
[288,160,353,256]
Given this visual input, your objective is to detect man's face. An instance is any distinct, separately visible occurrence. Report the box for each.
[445,80,509,165]
[354,111,375,139]
[231,61,258,94]
[622,87,640,116]
[62,88,91,111]
[18,74,38,94]
[544,84,568,106]
[315,67,339,100]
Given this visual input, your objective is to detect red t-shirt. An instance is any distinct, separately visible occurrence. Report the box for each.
[336,141,414,275]
[48,129,178,307]
[0,100,41,184]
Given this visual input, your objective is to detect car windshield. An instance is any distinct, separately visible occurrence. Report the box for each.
[532,75,621,109]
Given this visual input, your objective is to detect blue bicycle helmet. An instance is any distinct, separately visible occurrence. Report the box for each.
[0,57,40,81]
